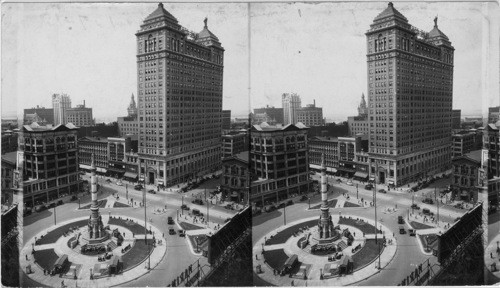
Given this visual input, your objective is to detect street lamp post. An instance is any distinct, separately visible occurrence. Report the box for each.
[182,196,184,215]
[308,197,311,210]
[78,198,80,209]
[283,201,287,226]
[356,184,359,199]
[54,204,57,225]
[126,183,128,200]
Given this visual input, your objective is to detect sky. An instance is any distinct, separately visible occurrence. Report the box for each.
[2,1,499,123]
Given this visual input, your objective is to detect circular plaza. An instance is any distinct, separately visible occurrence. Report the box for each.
[21,215,166,288]
[253,214,397,286]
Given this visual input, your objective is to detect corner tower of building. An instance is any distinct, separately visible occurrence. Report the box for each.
[136,3,224,186]
[366,2,454,186]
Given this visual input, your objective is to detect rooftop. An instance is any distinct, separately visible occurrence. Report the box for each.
[465,150,482,162]
[1,151,18,165]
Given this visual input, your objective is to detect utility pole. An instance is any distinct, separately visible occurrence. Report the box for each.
[205,188,209,224]
[54,204,57,225]
[283,201,286,226]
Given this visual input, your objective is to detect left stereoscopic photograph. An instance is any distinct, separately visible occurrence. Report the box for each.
[1,2,252,287]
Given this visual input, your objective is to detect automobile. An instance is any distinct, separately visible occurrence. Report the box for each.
[178,230,186,237]
[23,207,32,216]
[181,204,190,211]
[134,184,143,191]
[192,209,203,216]
[300,195,309,202]
[286,200,294,206]
[192,199,204,205]
[398,215,404,224]
[399,226,406,234]
[365,183,373,190]
[167,217,174,224]
[116,181,123,186]
[422,198,434,204]
[264,205,276,213]
[224,204,234,210]
[277,203,286,209]
[57,200,64,206]
[169,228,176,235]
[34,205,47,212]
[411,204,420,210]
[422,208,433,216]
[48,202,56,208]
[409,229,416,236]
[147,189,156,194]
[378,189,387,194]
[346,180,353,186]
[106,179,112,183]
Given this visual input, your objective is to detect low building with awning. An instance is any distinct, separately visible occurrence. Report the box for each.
[353,171,369,181]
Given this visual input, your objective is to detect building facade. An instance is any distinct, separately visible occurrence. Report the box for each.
[254,106,284,124]
[489,107,500,124]
[52,93,72,126]
[117,116,139,136]
[136,4,224,187]
[1,152,17,206]
[221,151,250,205]
[23,106,54,125]
[222,131,247,158]
[451,150,481,203]
[347,94,370,136]
[282,93,301,125]
[20,123,80,208]
[452,130,482,158]
[250,123,310,207]
[366,3,454,186]
[296,101,324,127]
[78,137,109,173]
[452,109,461,129]
[222,110,231,130]
[65,101,94,127]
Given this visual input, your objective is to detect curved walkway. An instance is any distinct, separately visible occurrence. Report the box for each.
[253,215,397,286]
[21,215,166,288]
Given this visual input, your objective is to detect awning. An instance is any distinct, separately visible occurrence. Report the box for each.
[96,168,107,173]
[388,180,395,185]
[370,176,375,180]
[353,171,368,179]
[123,172,138,179]
[107,167,125,174]
[79,164,92,170]
[337,167,356,173]
[139,177,145,182]
[327,167,337,173]
[157,180,164,185]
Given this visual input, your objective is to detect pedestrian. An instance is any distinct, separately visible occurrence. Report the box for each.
[491,252,494,259]
[291,280,294,286]
[255,254,258,260]
[25,254,28,261]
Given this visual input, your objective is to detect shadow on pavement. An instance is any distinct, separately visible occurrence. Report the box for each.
[23,209,53,226]
[252,210,283,227]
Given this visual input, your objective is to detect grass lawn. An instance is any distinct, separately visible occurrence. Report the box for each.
[179,222,204,231]
[187,234,209,252]
[36,219,88,245]
[265,220,318,246]
[33,249,60,271]
[409,221,434,230]
[418,234,438,253]
[262,249,289,271]
[78,199,107,210]
[351,239,385,271]
[113,202,131,208]
[343,201,361,208]
[338,217,381,234]
[310,199,337,210]
[121,239,155,271]
[108,217,147,235]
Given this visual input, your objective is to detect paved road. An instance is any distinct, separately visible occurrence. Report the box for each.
[22,174,239,287]
[253,175,468,286]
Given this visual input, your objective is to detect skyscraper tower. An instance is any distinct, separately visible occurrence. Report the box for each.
[366,3,454,186]
[136,3,224,187]
[358,93,368,116]
[52,93,71,125]
[87,153,106,240]
[318,154,336,239]
[282,93,302,125]
[127,93,138,117]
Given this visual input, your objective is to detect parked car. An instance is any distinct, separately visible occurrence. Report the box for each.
[422,198,434,204]
[411,204,420,210]
[192,199,204,205]
[167,217,174,224]
[116,181,123,186]
[147,189,156,194]
[286,200,294,206]
[106,179,112,183]
[178,230,186,237]
[399,226,406,234]
[225,204,234,210]
[23,207,32,216]
[422,208,433,216]
[300,195,309,202]
[277,203,286,209]
[398,215,404,224]
[48,202,56,208]
[192,209,203,216]
[134,184,143,191]
[169,228,176,235]
[378,189,387,194]
[365,183,373,190]
[57,200,64,206]
[181,204,190,211]
[409,229,416,236]
[34,205,47,212]
[346,180,353,186]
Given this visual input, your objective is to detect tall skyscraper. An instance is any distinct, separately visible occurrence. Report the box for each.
[366,3,454,186]
[52,93,72,125]
[136,3,224,186]
[282,93,301,125]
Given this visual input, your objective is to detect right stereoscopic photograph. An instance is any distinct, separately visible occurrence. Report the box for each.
[250,1,499,286]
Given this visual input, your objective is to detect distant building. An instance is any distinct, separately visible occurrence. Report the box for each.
[347,94,369,136]
[222,131,247,158]
[452,130,482,157]
[253,106,284,124]
[123,151,140,182]
[127,94,138,117]
[23,106,54,124]
[65,101,94,127]
[309,135,369,181]
[221,151,251,205]
[464,116,483,126]
[1,152,18,206]
[107,136,137,178]
[488,106,500,124]
[250,123,310,206]
[222,110,231,130]
[117,116,139,136]
[20,123,80,208]
[24,113,47,126]
[251,113,277,125]
[282,93,301,125]
[452,109,461,129]
[78,136,109,173]
[52,93,72,125]
[484,123,500,209]
[2,131,18,154]
[451,150,481,202]
[296,101,324,127]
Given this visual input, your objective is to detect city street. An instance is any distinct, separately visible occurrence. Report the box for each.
[22,173,240,287]
[253,174,468,286]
